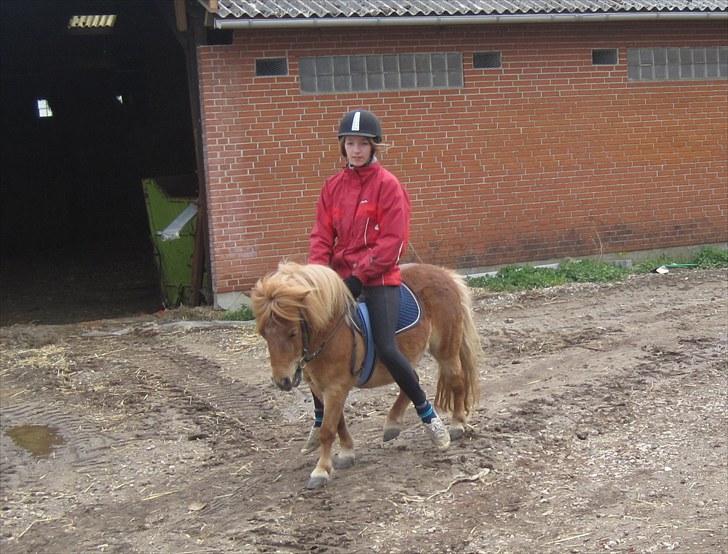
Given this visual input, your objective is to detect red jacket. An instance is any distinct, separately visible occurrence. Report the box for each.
[309,162,410,287]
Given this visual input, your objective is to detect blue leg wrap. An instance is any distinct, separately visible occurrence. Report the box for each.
[416,402,435,424]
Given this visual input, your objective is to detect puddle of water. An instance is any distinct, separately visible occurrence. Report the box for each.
[6,425,64,457]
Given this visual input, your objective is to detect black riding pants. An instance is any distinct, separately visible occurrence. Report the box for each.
[363,285,427,407]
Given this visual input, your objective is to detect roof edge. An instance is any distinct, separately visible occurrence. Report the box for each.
[213,11,728,30]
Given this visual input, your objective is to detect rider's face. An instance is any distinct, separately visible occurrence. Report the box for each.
[344,136,373,167]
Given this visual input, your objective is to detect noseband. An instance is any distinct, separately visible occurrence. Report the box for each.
[294,310,357,387]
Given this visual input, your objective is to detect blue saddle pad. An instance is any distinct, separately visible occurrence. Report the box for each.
[353,283,421,387]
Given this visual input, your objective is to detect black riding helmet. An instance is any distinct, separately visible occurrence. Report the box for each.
[337,110,382,143]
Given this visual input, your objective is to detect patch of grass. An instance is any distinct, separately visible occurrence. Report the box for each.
[467,265,567,291]
[467,247,727,291]
[633,246,728,273]
[558,259,631,282]
[220,306,255,321]
[632,254,682,274]
[692,246,728,268]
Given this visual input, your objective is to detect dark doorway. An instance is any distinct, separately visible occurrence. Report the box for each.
[1,0,197,324]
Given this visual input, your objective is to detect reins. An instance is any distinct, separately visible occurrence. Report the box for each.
[293,309,357,387]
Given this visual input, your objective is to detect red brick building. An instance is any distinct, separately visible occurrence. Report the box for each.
[195,1,728,308]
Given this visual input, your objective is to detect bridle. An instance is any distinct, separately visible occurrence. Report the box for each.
[293,309,358,387]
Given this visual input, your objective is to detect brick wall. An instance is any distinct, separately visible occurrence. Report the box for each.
[197,21,727,299]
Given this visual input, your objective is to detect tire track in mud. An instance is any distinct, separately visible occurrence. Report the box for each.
[86,337,318,517]
[464,277,726,461]
[79,336,357,552]
[1,331,290,491]
[137,344,347,536]
[1,333,313,553]
[118,340,294,451]
[475,333,727,478]
[1,389,119,492]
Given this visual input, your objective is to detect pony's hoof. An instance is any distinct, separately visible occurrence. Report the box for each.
[333,452,356,470]
[383,425,401,442]
[306,475,329,489]
[449,424,465,441]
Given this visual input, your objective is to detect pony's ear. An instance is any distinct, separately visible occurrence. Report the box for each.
[250,279,263,300]
[295,288,312,309]
[293,288,314,323]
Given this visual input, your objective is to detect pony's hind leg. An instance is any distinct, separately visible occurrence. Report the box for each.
[383,388,409,442]
[434,355,469,440]
[333,413,355,469]
[301,426,320,454]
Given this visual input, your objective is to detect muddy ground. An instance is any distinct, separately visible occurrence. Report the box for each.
[1,268,726,553]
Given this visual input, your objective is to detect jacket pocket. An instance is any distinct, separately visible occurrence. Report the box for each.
[363,218,381,247]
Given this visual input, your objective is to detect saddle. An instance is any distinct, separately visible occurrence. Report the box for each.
[350,283,421,386]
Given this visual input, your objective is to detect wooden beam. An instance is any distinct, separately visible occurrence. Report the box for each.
[174,0,187,32]
[184,7,211,306]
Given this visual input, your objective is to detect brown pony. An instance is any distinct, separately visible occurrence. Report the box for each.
[250,261,482,489]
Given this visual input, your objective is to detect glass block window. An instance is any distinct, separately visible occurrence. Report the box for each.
[299,53,463,93]
[627,46,727,81]
[473,51,502,69]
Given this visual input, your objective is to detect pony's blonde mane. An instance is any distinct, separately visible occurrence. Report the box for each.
[250,262,353,333]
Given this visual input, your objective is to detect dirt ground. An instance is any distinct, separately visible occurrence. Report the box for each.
[1,268,726,553]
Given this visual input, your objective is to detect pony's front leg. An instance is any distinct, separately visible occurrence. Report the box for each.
[307,390,346,489]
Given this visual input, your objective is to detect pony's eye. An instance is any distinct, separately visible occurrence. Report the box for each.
[288,329,297,339]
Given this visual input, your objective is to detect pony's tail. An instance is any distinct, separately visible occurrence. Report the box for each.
[458,277,482,414]
[435,272,482,415]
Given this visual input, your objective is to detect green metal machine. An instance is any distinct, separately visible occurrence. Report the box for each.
[142,177,198,307]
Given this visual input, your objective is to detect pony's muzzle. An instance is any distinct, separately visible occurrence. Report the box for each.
[274,368,301,391]
[275,376,294,391]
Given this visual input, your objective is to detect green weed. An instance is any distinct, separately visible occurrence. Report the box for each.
[633,246,728,273]
[221,305,255,321]
[467,247,727,291]
[558,259,631,282]
[467,265,567,291]
[692,246,728,268]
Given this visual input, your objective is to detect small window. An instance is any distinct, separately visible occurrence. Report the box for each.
[473,52,501,69]
[256,58,288,77]
[592,49,618,65]
[37,98,53,118]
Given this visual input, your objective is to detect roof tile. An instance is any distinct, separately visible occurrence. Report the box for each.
[215,0,728,19]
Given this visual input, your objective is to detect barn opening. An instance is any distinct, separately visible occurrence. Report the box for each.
[1,0,197,324]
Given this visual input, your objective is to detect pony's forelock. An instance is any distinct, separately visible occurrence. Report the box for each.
[251,262,352,333]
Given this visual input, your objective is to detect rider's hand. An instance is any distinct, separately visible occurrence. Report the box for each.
[344,276,362,299]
